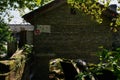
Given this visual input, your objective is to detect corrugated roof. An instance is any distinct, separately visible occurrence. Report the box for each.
[9,24,34,32]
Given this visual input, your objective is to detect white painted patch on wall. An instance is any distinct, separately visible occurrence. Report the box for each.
[37,25,51,33]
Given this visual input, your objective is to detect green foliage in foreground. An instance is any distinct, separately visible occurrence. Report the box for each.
[97,47,120,79]
[0,20,11,55]
[49,46,120,80]
[77,47,120,80]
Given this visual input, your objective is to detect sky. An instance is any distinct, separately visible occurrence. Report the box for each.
[9,10,24,24]
[5,8,30,24]
[98,0,120,13]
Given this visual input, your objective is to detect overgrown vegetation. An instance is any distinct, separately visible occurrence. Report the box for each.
[0,1,120,79]
[0,0,55,58]
[76,46,120,80]
[0,0,120,56]
[0,20,12,55]
[68,0,120,32]
[49,47,120,80]
[0,0,38,57]
[47,1,120,79]
[97,47,120,79]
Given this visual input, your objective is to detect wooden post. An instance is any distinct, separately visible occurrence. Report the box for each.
[7,41,17,58]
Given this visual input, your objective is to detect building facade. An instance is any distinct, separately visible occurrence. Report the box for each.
[23,0,120,80]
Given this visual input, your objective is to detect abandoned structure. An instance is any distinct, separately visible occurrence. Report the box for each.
[23,0,120,80]
[7,24,33,57]
[9,24,34,45]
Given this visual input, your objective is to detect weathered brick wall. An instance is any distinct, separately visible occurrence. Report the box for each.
[33,3,112,62]
[34,25,111,61]
[0,50,26,80]
[28,2,119,80]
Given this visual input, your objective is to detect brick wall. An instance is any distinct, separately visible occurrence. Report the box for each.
[32,3,112,62]
[26,2,120,80]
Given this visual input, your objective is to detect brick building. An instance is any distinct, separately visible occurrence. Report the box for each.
[23,0,120,80]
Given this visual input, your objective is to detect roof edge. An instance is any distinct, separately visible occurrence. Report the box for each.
[23,0,67,24]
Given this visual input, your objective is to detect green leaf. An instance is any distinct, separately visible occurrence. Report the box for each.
[36,0,41,5]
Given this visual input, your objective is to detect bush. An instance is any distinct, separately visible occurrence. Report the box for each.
[0,20,12,58]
